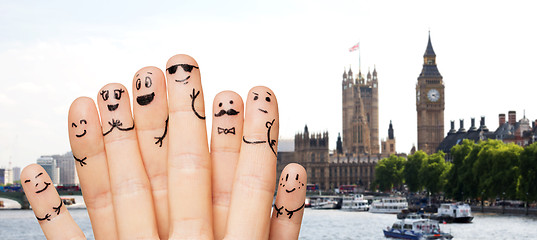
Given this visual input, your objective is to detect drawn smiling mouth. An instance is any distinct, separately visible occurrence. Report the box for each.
[75,130,87,138]
[36,182,51,194]
[258,108,268,113]
[175,75,191,84]
[107,104,119,111]
[136,92,155,106]
[286,188,296,193]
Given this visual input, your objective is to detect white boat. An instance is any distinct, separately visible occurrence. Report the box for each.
[342,194,370,211]
[369,196,408,214]
[383,218,453,239]
[310,196,343,209]
[430,202,473,223]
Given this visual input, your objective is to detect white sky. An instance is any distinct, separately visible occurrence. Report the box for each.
[1,0,536,168]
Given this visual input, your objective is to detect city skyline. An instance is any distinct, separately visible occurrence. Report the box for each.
[1,1,536,167]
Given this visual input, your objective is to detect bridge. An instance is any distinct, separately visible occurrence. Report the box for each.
[0,190,82,209]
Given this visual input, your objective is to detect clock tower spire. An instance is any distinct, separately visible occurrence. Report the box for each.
[416,32,445,154]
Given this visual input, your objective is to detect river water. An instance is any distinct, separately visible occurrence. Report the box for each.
[1,204,537,239]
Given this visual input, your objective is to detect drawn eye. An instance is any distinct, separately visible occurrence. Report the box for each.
[254,96,259,101]
[80,119,87,125]
[181,64,194,72]
[136,79,141,90]
[296,174,299,180]
[230,100,233,104]
[24,179,30,183]
[218,102,223,107]
[145,76,152,88]
[72,123,77,128]
[265,97,271,102]
[114,89,124,100]
[285,173,289,181]
[101,90,109,101]
[167,65,178,74]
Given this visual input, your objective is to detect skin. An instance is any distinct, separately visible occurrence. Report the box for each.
[22,54,306,240]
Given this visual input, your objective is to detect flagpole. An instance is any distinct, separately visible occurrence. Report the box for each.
[359,41,361,73]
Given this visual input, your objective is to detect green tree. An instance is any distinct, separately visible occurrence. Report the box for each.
[517,142,537,207]
[419,151,450,195]
[374,154,406,192]
[445,139,474,200]
[404,150,427,192]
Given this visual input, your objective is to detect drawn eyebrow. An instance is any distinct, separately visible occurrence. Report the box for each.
[253,92,259,95]
[36,172,43,178]
[147,72,152,74]
[136,73,139,77]
[266,92,272,96]
[24,179,30,183]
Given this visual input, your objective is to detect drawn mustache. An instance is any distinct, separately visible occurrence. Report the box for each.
[214,108,240,117]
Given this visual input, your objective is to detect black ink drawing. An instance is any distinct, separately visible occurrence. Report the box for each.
[166,63,199,84]
[242,119,277,156]
[71,119,88,138]
[24,172,51,194]
[100,88,124,111]
[35,199,63,222]
[154,116,169,147]
[135,72,155,106]
[279,173,305,192]
[36,213,52,221]
[253,91,271,114]
[103,119,135,136]
[273,204,284,218]
[190,88,205,120]
[273,203,304,219]
[73,155,87,167]
[214,100,240,117]
[53,199,63,215]
[217,127,235,135]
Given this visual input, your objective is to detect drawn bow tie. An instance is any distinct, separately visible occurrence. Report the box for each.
[218,127,236,134]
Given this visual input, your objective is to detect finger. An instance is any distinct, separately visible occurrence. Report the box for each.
[97,83,158,239]
[210,91,244,240]
[68,97,118,239]
[132,67,169,239]
[166,54,213,239]
[225,86,279,240]
[21,164,85,239]
[269,164,307,240]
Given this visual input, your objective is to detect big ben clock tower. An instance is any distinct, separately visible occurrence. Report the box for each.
[416,33,444,154]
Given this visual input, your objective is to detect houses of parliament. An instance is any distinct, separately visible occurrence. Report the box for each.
[277,34,444,191]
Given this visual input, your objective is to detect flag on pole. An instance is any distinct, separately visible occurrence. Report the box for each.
[349,42,359,52]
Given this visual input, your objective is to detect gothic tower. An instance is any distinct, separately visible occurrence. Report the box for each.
[416,33,445,154]
[342,66,379,155]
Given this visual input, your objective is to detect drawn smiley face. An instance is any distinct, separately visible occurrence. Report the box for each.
[135,72,155,106]
[252,91,272,114]
[100,88,125,111]
[166,63,199,84]
[279,172,305,194]
[24,172,52,194]
[71,119,88,138]
[214,99,240,117]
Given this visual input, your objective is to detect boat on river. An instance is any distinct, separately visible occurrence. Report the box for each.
[430,202,473,223]
[342,194,370,211]
[369,197,408,214]
[310,196,343,209]
[383,218,453,239]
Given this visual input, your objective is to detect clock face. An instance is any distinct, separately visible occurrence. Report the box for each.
[427,89,440,102]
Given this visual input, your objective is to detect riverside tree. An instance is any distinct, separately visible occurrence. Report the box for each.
[404,150,427,192]
[419,151,450,196]
[374,154,406,192]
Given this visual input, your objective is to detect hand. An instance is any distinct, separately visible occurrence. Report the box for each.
[21,54,307,240]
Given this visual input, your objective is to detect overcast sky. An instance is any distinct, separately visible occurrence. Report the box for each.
[1,0,536,168]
